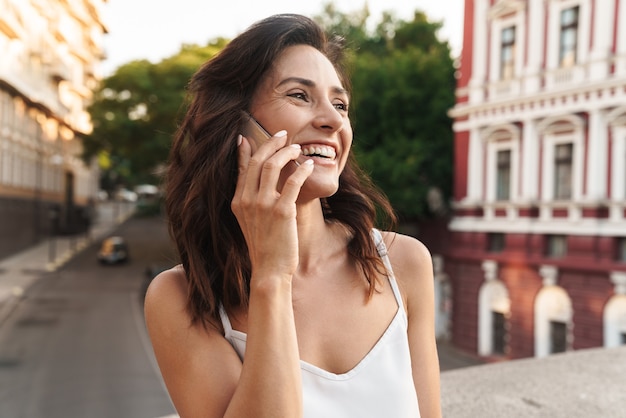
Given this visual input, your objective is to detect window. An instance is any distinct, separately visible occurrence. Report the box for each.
[550,321,567,353]
[496,150,511,200]
[488,233,505,253]
[617,238,626,263]
[559,6,579,67]
[492,311,506,355]
[554,143,573,199]
[546,235,567,258]
[500,26,516,80]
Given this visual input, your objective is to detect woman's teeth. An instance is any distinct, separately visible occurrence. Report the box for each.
[301,145,336,159]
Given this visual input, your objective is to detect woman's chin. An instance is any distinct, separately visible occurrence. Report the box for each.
[297,182,339,201]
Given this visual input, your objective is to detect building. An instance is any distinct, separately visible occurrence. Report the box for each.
[0,0,107,259]
[446,0,626,360]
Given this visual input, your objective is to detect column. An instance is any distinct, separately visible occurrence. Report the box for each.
[524,0,545,93]
[469,0,489,104]
[466,127,484,203]
[520,119,539,202]
[589,0,615,80]
[617,0,626,75]
[586,110,608,201]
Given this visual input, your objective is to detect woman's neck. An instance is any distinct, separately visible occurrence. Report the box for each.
[295,200,349,276]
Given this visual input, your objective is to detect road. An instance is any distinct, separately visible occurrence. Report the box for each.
[0,212,481,417]
[0,215,178,418]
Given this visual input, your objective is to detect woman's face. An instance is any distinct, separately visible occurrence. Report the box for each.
[249,44,353,201]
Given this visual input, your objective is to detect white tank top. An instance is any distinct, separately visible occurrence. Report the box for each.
[219,229,420,417]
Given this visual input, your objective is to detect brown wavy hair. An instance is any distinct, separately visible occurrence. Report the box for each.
[166,14,396,328]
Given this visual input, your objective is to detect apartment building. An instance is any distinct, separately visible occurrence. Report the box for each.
[446,0,626,360]
[0,0,107,258]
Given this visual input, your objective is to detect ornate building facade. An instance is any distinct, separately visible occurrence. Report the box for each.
[447,0,626,360]
[0,0,107,258]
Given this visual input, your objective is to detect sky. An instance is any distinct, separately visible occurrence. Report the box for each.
[100,0,465,76]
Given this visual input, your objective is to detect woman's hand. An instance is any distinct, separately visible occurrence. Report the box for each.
[231,131,314,282]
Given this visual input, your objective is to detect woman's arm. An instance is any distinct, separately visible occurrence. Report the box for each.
[145,134,314,418]
[385,233,442,418]
[145,268,243,417]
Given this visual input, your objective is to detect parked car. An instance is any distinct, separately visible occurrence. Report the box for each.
[97,236,129,264]
[114,188,138,202]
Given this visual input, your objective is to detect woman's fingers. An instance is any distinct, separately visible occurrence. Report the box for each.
[279,159,314,204]
[243,130,288,190]
[257,144,302,197]
[234,129,311,215]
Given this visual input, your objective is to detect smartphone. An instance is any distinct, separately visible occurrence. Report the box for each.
[239,112,300,166]
[240,111,271,145]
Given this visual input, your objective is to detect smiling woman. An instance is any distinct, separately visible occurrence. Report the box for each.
[143,14,442,418]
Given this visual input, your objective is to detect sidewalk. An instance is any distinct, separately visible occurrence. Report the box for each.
[0,201,135,325]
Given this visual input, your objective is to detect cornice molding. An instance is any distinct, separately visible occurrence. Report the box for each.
[451,78,626,119]
[488,0,527,20]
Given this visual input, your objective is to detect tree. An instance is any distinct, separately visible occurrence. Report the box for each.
[316,8,456,221]
[86,6,455,221]
[84,39,228,188]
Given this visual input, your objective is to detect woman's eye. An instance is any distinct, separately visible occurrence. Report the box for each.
[288,92,307,101]
[334,102,348,112]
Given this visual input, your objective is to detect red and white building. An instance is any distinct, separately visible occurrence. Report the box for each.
[446,0,626,360]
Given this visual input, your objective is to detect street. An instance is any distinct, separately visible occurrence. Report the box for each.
[0,215,178,418]
[0,212,481,418]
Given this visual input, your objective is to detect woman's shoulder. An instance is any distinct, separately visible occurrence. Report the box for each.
[379,231,434,300]
[145,264,187,302]
[144,265,190,330]
[379,231,432,268]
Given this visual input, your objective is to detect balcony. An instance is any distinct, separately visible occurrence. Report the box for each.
[460,59,617,111]
[545,64,589,90]
[488,78,522,101]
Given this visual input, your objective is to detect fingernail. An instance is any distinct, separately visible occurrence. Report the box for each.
[237,134,243,146]
[290,144,301,149]
[303,159,314,166]
[274,130,287,138]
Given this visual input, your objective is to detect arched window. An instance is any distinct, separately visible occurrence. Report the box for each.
[535,265,573,357]
[478,260,511,356]
[483,124,520,220]
[537,115,585,206]
[604,272,626,348]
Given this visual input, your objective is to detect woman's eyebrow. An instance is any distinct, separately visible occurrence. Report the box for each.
[277,77,348,96]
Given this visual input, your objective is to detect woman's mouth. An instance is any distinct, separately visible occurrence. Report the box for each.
[301,145,336,160]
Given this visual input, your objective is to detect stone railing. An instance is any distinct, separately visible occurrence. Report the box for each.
[440,345,626,417]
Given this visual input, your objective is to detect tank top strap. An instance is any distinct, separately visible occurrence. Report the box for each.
[218,303,234,338]
[371,229,406,315]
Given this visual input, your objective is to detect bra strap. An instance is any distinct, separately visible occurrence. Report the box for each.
[218,303,234,338]
[371,229,407,316]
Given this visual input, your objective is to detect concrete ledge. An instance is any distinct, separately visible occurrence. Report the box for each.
[441,345,626,417]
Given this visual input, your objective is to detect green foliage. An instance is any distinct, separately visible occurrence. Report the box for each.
[85,39,228,188]
[318,7,456,220]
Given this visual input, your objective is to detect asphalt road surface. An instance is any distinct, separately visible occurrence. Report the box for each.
[0,215,178,418]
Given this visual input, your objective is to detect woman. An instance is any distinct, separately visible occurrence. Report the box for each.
[144,13,441,418]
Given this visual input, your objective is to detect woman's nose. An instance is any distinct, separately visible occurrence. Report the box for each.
[313,101,343,132]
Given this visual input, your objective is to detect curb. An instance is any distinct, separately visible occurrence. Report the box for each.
[0,207,135,326]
